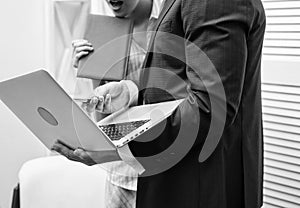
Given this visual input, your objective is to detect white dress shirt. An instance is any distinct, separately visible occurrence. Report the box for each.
[94,0,164,190]
[117,0,166,176]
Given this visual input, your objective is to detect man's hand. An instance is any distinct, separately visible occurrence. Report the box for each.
[51,140,120,166]
[82,81,131,114]
[72,39,94,68]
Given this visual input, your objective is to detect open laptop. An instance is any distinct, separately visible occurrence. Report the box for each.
[0,69,183,151]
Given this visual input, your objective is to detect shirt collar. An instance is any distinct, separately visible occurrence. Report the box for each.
[150,0,165,19]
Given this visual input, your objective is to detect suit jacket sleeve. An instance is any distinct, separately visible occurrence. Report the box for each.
[124,0,264,173]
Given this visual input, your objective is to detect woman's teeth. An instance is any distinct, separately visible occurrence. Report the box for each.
[109,0,123,10]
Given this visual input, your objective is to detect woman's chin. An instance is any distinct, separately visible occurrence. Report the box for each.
[112,10,129,18]
[113,12,126,18]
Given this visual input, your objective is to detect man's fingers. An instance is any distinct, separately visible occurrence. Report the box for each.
[104,94,112,113]
[74,148,89,160]
[84,96,99,113]
[95,96,104,112]
[51,142,73,158]
[74,149,96,166]
[95,81,123,97]
[51,141,86,163]
[51,142,63,153]
[51,140,97,165]
[94,85,110,98]
[94,95,112,113]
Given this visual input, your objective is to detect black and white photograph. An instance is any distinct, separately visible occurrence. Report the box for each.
[0,0,299,208]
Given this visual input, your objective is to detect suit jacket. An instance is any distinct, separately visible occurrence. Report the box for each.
[128,0,266,207]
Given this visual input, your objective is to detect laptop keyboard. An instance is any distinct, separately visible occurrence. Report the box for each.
[99,119,150,141]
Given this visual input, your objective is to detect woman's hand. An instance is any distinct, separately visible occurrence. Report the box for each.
[51,140,121,166]
[72,39,94,68]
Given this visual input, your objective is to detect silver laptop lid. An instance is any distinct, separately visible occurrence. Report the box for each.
[0,69,115,151]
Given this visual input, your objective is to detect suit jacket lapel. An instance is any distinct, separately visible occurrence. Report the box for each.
[151,0,176,35]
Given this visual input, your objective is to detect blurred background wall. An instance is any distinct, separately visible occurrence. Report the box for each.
[0,1,48,207]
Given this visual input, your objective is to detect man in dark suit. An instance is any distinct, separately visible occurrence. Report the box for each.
[125,0,266,207]
[54,0,266,207]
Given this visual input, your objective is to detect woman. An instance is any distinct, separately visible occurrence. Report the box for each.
[71,0,163,207]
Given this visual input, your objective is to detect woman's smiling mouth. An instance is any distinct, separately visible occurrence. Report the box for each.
[108,0,124,11]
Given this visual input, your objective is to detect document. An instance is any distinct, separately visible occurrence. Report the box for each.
[77,14,133,81]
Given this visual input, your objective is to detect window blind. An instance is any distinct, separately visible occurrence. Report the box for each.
[263,0,300,57]
[262,1,300,207]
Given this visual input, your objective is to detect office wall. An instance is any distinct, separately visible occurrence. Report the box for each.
[0,1,47,207]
